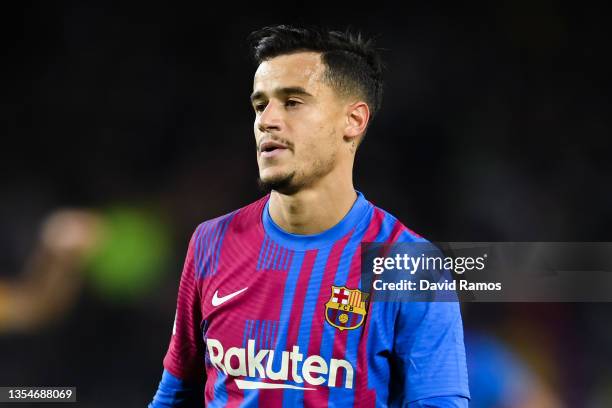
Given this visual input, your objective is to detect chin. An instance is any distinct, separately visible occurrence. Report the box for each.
[257,170,298,195]
[258,166,291,185]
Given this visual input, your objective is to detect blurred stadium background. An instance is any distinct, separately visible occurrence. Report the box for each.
[1,3,611,407]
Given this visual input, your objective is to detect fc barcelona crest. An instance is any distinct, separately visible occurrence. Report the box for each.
[325,286,369,331]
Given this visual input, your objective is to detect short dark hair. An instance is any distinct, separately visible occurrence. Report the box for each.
[248,25,384,122]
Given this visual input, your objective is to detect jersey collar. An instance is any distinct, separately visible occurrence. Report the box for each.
[262,190,371,251]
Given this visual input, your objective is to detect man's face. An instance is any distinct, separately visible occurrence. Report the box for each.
[251,52,346,194]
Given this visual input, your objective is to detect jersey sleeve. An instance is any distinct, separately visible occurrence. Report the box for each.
[149,369,203,408]
[163,227,205,380]
[394,300,470,404]
[407,395,469,407]
[392,235,471,404]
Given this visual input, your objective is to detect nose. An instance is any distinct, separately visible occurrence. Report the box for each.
[256,100,283,133]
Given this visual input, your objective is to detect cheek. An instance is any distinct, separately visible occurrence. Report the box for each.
[298,126,337,164]
[292,111,341,161]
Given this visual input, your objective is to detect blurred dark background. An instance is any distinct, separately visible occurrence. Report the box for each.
[1,2,611,407]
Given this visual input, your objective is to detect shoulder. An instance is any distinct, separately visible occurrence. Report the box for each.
[192,195,269,239]
[189,196,269,277]
[366,198,427,244]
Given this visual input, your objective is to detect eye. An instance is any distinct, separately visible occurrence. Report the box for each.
[285,99,301,108]
[254,103,267,113]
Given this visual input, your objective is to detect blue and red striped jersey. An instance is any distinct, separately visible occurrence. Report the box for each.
[152,191,470,407]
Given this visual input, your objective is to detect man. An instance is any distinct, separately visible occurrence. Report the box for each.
[150,25,470,407]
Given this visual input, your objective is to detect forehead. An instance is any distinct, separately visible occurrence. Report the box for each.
[253,52,325,93]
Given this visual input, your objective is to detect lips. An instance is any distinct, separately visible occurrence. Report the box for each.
[259,140,289,158]
[259,140,288,153]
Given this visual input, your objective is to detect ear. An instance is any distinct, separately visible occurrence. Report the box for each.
[344,101,370,143]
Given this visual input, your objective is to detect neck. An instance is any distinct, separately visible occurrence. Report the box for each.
[268,177,357,235]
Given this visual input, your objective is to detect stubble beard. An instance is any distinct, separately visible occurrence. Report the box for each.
[257,151,337,196]
[257,170,299,195]
[256,128,339,195]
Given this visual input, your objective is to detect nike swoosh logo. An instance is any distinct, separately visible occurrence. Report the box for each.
[212,287,248,307]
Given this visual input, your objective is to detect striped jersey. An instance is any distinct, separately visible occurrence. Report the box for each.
[158,191,470,407]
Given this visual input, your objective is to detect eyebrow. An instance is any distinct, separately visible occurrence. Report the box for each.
[250,86,313,103]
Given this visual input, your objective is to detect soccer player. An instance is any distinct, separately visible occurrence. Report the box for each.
[149,25,470,407]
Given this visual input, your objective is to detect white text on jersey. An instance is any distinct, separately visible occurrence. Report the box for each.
[206,339,354,390]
